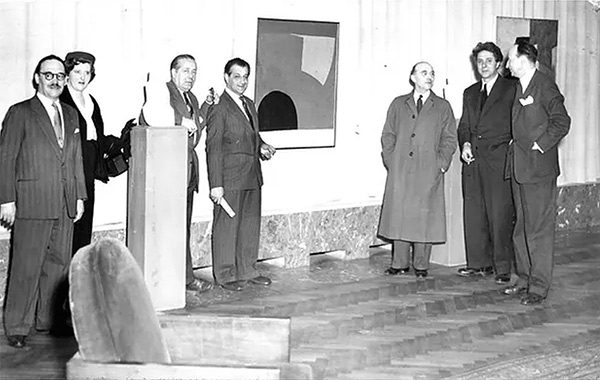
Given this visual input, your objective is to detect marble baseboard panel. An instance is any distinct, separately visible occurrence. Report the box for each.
[1,181,599,306]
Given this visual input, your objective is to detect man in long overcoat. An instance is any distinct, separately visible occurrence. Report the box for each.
[378,61,457,278]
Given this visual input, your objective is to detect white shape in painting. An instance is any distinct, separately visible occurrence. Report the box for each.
[292,34,335,85]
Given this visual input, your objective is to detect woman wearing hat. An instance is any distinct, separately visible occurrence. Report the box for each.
[60,51,108,256]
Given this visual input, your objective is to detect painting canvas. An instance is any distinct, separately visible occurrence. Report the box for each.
[496,16,558,79]
[255,18,339,149]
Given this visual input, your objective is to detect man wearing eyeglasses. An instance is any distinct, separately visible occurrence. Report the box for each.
[456,42,516,285]
[0,54,86,348]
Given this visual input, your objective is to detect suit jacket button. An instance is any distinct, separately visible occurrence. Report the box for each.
[409,152,413,157]
[412,115,415,119]
[411,133,415,138]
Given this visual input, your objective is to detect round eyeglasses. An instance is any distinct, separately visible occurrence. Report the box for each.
[39,72,66,81]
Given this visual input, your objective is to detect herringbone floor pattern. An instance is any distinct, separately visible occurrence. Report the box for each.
[1,229,599,380]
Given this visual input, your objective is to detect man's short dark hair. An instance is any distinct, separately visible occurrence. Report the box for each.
[515,41,538,64]
[31,54,65,90]
[472,42,503,63]
[224,58,250,75]
[170,54,195,71]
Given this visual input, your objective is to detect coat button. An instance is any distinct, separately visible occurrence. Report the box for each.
[412,115,415,119]
[411,133,415,138]
[409,152,413,157]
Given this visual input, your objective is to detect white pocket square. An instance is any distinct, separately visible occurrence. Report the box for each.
[519,95,534,106]
[74,128,80,134]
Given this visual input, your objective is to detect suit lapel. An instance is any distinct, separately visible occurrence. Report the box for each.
[480,79,502,116]
[223,92,255,131]
[31,97,63,159]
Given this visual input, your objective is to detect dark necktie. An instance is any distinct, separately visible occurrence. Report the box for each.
[240,96,254,129]
[416,95,423,114]
[480,84,488,111]
[52,102,63,148]
[184,92,193,116]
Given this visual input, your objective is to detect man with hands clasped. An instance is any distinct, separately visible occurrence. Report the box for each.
[206,57,275,292]
[457,42,516,285]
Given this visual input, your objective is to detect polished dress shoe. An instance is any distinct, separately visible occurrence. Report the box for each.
[500,285,527,296]
[186,279,213,293]
[7,335,26,348]
[220,280,246,291]
[457,266,493,277]
[415,269,428,279]
[521,293,545,305]
[495,274,511,285]
[384,267,410,275]
[249,276,272,286]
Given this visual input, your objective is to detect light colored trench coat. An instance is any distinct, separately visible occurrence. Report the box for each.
[378,91,457,243]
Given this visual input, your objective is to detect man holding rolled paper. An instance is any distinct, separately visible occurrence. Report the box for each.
[206,57,276,292]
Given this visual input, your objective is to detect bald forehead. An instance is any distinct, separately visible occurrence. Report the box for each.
[413,62,434,75]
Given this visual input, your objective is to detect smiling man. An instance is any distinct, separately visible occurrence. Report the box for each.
[206,57,276,292]
[378,61,457,280]
[0,55,86,348]
[456,42,516,285]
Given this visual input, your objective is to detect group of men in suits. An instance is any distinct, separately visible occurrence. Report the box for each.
[456,40,570,306]
[380,40,570,307]
[141,55,276,294]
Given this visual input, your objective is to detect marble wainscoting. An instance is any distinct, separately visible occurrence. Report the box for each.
[556,182,600,231]
[0,182,599,306]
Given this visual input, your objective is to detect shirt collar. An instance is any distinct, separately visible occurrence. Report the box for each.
[37,92,60,108]
[481,73,499,94]
[519,68,536,93]
[413,90,430,104]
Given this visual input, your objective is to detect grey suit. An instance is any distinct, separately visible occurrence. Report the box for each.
[0,95,86,336]
[206,91,265,284]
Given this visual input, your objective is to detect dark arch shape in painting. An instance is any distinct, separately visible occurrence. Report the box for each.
[258,90,298,132]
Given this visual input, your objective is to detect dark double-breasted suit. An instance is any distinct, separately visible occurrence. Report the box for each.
[0,95,86,335]
[457,76,516,275]
[60,87,106,256]
[206,90,265,284]
[139,80,209,285]
[507,69,570,298]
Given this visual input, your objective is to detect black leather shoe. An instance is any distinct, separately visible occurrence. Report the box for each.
[521,293,545,305]
[500,285,527,296]
[249,276,272,286]
[384,267,410,275]
[220,280,245,291]
[457,266,494,277]
[186,279,213,293]
[495,274,511,285]
[7,335,26,348]
[415,269,428,279]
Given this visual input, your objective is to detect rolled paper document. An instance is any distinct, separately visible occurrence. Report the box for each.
[220,198,236,218]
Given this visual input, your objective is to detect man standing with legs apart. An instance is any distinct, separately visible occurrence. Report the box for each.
[206,57,276,291]
[378,61,457,279]
[457,42,516,285]
[0,55,86,348]
[502,41,570,305]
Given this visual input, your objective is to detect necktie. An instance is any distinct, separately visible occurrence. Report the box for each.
[184,92,193,116]
[51,102,63,148]
[416,95,423,114]
[240,96,254,129]
[480,84,488,111]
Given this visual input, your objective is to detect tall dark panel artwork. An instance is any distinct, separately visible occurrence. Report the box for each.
[497,17,559,79]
